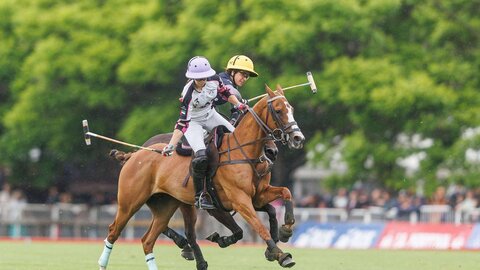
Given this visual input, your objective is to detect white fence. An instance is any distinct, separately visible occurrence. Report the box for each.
[0,203,479,241]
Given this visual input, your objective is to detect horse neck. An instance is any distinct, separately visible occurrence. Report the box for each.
[230,102,268,157]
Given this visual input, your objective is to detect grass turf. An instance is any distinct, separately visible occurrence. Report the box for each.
[0,240,477,270]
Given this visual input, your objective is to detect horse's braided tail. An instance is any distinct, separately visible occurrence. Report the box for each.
[109,149,133,166]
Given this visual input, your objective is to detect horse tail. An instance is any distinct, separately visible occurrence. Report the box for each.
[109,149,133,165]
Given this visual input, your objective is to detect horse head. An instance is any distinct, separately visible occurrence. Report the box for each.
[258,84,305,150]
[264,141,278,161]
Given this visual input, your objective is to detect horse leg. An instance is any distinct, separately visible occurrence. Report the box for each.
[231,193,295,268]
[176,203,196,261]
[163,227,189,250]
[180,204,208,270]
[142,195,182,270]
[254,186,295,243]
[205,209,243,248]
[163,226,193,260]
[255,204,279,243]
[98,201,145,270]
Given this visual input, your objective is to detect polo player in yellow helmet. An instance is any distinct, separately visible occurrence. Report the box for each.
[216,55,259,125]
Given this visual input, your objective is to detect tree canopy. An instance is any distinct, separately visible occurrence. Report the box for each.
[1,0,479,197]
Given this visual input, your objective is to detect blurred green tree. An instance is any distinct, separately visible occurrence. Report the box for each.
[0,0,479,199]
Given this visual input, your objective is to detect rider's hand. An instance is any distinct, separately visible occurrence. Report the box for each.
[162,144,175,156]
[235,102,249,112]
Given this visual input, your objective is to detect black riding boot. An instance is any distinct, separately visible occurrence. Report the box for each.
[192,149,215,210]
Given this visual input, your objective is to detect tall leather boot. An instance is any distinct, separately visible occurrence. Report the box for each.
[192,149,215,210]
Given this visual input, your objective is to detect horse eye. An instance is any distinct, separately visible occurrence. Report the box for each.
[275,110,282,114]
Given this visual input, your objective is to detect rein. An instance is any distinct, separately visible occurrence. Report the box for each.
[218,95,294,178]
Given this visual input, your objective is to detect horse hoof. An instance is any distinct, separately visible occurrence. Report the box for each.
[280,257,296,268]
[279,253,295,268]
[181,246,195,261]
[279,225,293,243]
[99,267,107,270]
[264,248,277,262]
[196,260,208,270]
[218,236,235,248]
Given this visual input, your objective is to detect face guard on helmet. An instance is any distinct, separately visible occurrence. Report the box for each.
[185,56,216,79]
[226,55,259,77]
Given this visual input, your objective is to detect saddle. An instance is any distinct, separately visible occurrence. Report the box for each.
[174,126,228,157]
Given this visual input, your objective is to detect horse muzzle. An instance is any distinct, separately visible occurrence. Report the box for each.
[288,131,305,149]
[264,145,278,161]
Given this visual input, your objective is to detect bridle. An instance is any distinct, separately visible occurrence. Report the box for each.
[218,94,300,179]
[248,95,300,145]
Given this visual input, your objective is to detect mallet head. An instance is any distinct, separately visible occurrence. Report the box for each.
[82,120,91,145]
[306,71,317,94]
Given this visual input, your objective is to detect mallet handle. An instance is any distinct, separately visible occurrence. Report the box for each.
[86,131,162,153]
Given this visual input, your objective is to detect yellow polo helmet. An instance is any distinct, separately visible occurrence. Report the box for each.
[226,55,259,77]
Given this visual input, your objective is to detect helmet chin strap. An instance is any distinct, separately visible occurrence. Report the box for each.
[229,70,240,87]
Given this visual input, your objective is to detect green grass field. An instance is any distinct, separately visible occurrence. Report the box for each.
[0,240,477,270]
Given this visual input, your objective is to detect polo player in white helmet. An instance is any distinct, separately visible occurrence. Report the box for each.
[163,56,248,209]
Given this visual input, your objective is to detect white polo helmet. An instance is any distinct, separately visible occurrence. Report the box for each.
[185,56,216,79]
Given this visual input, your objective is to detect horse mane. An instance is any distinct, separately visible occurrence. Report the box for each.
[235,84,282,131]
[109,149,133,166]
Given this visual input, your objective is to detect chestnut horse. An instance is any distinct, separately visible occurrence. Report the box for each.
[97,85,304,270]
[110,127,286,261]
[143,129,287,249]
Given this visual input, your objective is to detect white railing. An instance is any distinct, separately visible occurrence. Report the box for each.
[0,203,479,240]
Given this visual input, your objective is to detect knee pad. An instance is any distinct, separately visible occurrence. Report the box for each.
[192,149,208,170]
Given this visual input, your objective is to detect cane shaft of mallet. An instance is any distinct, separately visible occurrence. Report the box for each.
[282,82,311,91]
[247,82,311,103]
[247,72,317,103]
[83,119,162,153]
[85,131,162,153]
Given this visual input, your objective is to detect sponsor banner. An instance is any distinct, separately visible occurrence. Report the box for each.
[466,224,480,249]
[377,222,473,250]
[291,222,385,249]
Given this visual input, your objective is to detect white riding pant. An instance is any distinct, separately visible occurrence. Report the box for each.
[184,110,234,153]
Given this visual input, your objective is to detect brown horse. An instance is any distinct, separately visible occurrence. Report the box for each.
[111,134,284,260]
[97,85,305,270]
[144,130,286,244]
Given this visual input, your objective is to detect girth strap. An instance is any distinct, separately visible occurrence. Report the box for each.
[217,132,273,179]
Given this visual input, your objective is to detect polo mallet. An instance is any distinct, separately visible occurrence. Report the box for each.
[248,71,317,103]
[82,120,162,153]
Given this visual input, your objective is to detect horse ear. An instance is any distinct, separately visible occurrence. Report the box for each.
[276,84,284,95]
[266,84,275,98]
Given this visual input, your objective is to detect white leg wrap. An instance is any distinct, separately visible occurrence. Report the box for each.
[145,253,158,270]
[98,239,113,268]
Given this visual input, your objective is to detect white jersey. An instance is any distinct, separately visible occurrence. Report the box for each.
[181,81,218,121]
[175,77,235,152]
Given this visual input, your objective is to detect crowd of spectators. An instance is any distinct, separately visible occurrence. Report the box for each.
[2,181,479,224]
[296,184,480,222]
[0,183,28,236]
[0,182,116,216]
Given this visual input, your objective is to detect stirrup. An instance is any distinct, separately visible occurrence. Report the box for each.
[195,192,215,210]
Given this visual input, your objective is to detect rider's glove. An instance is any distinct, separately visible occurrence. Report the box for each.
[162,144,175,156]
[234,102,249,112]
